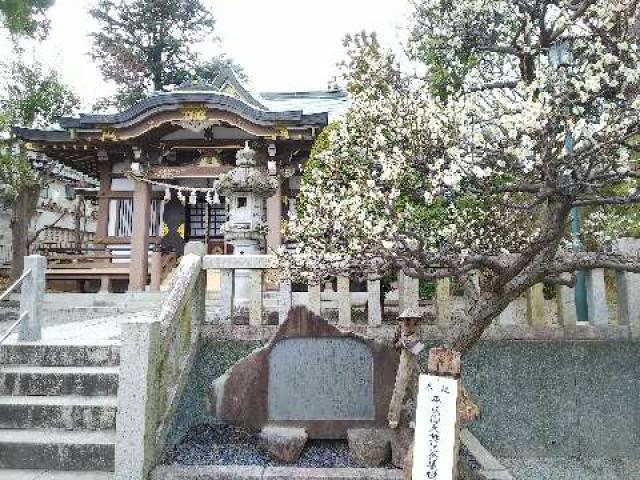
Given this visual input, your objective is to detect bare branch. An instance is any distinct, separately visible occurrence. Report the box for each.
[27,211,66,248]
[572,194,640,207]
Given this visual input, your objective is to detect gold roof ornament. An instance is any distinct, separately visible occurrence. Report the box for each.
[181,104,208,122]
[101,128,118,142]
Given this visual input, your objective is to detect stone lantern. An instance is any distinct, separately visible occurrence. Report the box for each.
[218,142,278,305]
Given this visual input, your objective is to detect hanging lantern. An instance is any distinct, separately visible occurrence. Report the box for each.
[177,190,186,205]
[163,187,171,202]
[189,190,197,206]
[213,190,220,205]
[205,190,213,205]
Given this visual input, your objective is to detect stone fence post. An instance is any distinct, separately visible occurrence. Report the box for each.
[616,271,640,330]
[436,277,452,325]
[526,284,547,327]
[556,281,577,327]
[279,280,292,324]
[19,255,46,341]
[115,313,160,480]
[308,283,321,315]
[586,268,608,326]
[337,276,351,327]
[398,271,419,313]
[367,275,382,327]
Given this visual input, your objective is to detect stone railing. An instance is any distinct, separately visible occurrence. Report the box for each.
[203,255,441,328]
[203,254,283,324]
[115,248,206,480]
[204,253,639,340]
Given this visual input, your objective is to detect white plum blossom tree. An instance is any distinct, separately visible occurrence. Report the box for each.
[281,0,640,353]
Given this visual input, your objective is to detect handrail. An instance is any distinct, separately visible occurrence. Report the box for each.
[0,269,31,304]
[0,312,28,345]
[0,269,33,346]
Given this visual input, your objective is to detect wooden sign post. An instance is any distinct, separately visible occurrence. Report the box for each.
[411,374,459,480]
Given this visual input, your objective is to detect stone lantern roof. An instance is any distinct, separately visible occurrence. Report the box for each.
[217,143,278,197]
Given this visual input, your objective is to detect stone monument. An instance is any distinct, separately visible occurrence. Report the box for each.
[217,142,277,305]
[208,306,400,464]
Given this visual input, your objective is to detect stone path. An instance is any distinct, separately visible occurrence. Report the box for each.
[2,315,121,345]
[501,457,640,479]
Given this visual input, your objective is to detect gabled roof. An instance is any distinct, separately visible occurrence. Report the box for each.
[58,92,329,130]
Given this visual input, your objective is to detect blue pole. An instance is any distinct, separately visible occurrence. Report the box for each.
[565,132,589,322]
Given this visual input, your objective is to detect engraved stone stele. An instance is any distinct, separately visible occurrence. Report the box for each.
[208,306,400,439]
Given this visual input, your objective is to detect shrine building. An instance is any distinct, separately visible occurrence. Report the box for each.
[14,70,348,292]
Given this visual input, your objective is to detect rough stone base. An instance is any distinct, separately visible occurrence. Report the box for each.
[346,428,391,467]
[258,427,308,464]
[390,427,413,469]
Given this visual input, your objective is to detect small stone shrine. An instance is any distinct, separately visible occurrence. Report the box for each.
[208,306,400,464]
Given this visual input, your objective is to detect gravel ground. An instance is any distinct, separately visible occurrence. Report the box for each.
[500,457,640,480]
[164,422,391,468]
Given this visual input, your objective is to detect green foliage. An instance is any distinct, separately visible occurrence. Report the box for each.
[0,60,79,130]
[90,0,243,109]
[419,278,436,300]
[0,0,53,38]
[0,150,37,206]
[0,59,78,203]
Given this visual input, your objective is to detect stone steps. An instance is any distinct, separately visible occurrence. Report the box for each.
[0,342,119,475]
[0,429,115,471]
[1,470,113,479]
[0,395,117,430]
[0,345,120,367]
[0,366,119,396]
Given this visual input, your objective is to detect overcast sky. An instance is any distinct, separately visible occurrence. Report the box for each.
[3,0,411,109]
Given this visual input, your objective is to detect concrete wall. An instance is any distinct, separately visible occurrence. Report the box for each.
[462,341,640,458]
[165,340,640,461]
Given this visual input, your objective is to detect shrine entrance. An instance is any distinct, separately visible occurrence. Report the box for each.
[184,195,231,255]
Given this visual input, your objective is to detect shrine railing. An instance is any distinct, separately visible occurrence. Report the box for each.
[203,254,640,337]
[115,249,206,480]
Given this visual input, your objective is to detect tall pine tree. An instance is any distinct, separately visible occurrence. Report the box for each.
[90,0,241,109]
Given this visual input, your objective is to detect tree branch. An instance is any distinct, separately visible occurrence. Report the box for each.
[572,194,640,207]
[27,211,66,248]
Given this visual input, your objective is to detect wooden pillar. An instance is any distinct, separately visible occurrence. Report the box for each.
[95,159,111,251]
[149,250,162,292]
[266,179,282,252]
[128,180,151,292]
[100,275,111,294]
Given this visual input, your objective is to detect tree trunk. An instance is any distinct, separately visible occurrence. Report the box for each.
[10,185,39,281]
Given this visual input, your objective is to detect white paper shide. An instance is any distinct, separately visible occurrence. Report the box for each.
[412,374,459,480]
